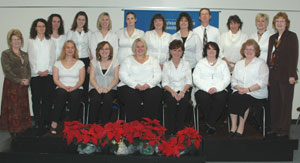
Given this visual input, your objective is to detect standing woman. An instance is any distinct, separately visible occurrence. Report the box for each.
[162,40,192,136]
[0,29,32,138]
[28,18,56,129]
[118,38,162,122]
[48,14,67,60]
[250,13,273,62]
[50,40,85,134]
[90,12,118,60]
[116,12,144,63]
[89,41,119,124]
[171,12,202,69]
[219,15,248,72]
[267,12,299,138]
[67,11,91,104]
[144,14,171,67]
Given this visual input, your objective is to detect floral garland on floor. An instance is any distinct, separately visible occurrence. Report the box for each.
[63,118,202,158]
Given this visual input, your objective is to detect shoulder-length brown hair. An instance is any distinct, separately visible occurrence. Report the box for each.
[149,13,167,32]
[71,11,89,33]
[272,12,290,31]
[240,39,260,58]
[95,41,113,61]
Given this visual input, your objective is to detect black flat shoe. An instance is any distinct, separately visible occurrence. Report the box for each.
[234,132,243,138]
[50,127,57,135]
[228,131,236,137]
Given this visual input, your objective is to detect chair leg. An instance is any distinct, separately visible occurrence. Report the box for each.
[296,114,300,125]
[162,105,165,127]
[262,106,266,137]
[196,106,199,133]
[81,102,85,124]
[193,105,196,130]
[227,116,231,133]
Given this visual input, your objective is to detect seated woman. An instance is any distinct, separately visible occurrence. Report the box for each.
[229,39,269,137]
[193,42,230,136]
[118,38,162,122]
[50,40,85,134]
[89,41,119,124]
[162,40,192,136]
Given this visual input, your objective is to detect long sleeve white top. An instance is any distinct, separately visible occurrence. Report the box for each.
[67,30,92,58]
[231,57,269,99]
[89,30,118,60]
[144,30,171,64]
[249,30,273,62]
[171,31,203,68]
[162,59,192,92]
[28,38,56,77]
[51,35,67,60]
[116,28,144,63]
[193,58,230,92]
[219,30,248,63]
[118,55,161,89]
[194,25,221,44]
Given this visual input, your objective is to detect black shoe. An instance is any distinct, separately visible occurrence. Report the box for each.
[234,132,243,138]
[206,128,216,136]
[228,131,236,137]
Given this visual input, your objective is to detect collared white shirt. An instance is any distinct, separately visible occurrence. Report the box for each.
[51,35,67,60]
[194,25,221,44]
[171,31,203,68]
[28,37,56,77]
[162,59,192,92]
[118,55,161,89]
[89,30,118,60]
[250,30,273,62]
[219,30,248,63]
[193,58,230,92]
[67,30,92,58]
[144,30,171,64]
[231,57,269,99]
[116,28,144,63]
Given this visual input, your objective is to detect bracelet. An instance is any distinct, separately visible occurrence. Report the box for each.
[248,88,251,92]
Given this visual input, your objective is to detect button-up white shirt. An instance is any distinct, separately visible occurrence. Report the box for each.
[249,30,273,62]
[51,35,66,60]
[194,25,221,44]
[67,30,92,58]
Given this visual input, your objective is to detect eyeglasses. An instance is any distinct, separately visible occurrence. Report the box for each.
[100,48,110,51]
[11,38,21,41]
[245,48,255,51]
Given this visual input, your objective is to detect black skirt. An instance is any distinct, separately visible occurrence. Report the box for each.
[229,92,256,118]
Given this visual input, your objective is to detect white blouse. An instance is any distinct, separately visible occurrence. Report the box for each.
[90,58,119,91]
[194,25,221,44]
[118,55,161,89]
[28,38,56,77]
[144,30,171,64]
[171,31,203,68]
[116,28,144,63]
[249,30,273,62]
[54,60,84,88]
[162,59,192,92]
[219,30,248,63]
[89,30,118,60]
[66,30,92,58]
[231,57,269,99]
[193,58,230,92]
[51,35,67,60]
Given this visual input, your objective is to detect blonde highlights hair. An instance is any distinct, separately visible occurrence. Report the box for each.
[7,29,24,48]
[58,40,79,60]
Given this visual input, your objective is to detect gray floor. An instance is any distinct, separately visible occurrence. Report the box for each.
[0,125,299,162]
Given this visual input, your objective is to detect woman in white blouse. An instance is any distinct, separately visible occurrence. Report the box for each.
[28,18,56,129]
[193,42,230,136]
[47,14,67,60]
[118,38,162,122]
[144,14,171,68]
[89,41,119,124]
[171,12,202,69]
[50,40,85,134]
[116,12,144,63]
[229,39,269,137]
[219,15,248,72]
[250,13,273,62]
[90,12,118,60]
[162,40,192,136]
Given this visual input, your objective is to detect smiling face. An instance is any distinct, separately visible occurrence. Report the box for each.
[126,13,136,27]
[170,47,183,60]
[199,9,211,25]
[52,16,61,31]
[179,17,189,30]
[275,17,287,33]
[206,45,217,58]
[230,21,240,34]
[135,41,146,56]
[154,18,163,30]
[36,21,46,35]
[256,17,267,31]
[65,42,75,57]
[244,45,256,60]
[10,35,22,49]
[77,15,86,29]
[99,43,110,59]
[101,15,110,29]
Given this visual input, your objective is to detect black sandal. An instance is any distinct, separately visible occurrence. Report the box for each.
[50,127,57,135]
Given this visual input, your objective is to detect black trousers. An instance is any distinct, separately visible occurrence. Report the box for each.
[195,90,227,128]
[118,85,162,122]
[79,57,90,101]
[89,89,117,124]
[164,90,191,135]
[30,75,55,127]
[52,88,83,122]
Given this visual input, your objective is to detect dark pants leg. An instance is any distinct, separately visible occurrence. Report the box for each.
[142,86,162,120]
[68,89,84,121]
[52,88,68,123]
[101,90,116,124]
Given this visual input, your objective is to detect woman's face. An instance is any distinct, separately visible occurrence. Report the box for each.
[170,47,183,60]
[52,16,61,31]
[154,18,163,30]
[126,13,136,27]
[244,45,256,60]
[179,17,189,30]
[256,17,267,31]
[206,45,217,58]
[36,21,46,35]
[77,15,86,29]
[275,17,287,32]
[65,42,75,57]
[99,43,110,59]
[10,35,22,49]
[230,21,240,33]
[101,15,110,29]
[135,41,146,56]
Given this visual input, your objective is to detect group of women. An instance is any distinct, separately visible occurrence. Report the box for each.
[0,9,298,139]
